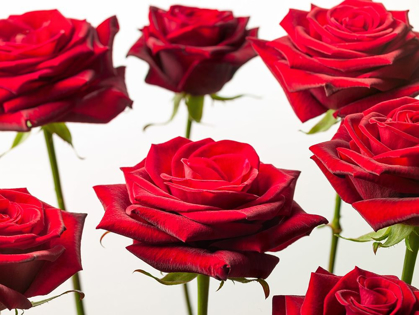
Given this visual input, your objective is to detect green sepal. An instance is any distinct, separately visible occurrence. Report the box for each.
[338,227,390,243]
[0,131,31,157]
[210,94,246,102]
[302,110,339,134]
[372,224,415,254]
[30,290,84,308]
[43,123,72,145]
[42,123,83,159]
[216,280,225,292]
[229,277,270,299]
[134,269,198,285]
[143,93,184,131]
[185,95,205,122]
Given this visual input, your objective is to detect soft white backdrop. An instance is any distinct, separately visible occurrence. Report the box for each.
[1,0,419,314]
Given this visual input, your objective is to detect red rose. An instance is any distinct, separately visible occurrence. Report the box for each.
[0,10,132,131]
[310,96,419,230]
[95,137,326,280]
[249,0,419,122]
[273,267,419,315]
[128,5,258,95]
[0,188,86,310]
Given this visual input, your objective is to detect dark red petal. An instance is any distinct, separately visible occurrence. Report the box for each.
[0,284,32,311]
[127,204,262,243]
[127,243,279,280]
[249,37,327,122]
[212,202,327,252]
[273,296,305,315]
[353,198,419,230]
[94,185,178,244]
[25,211,86,297]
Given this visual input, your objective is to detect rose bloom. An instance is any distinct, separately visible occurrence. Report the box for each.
[0,10,132,131]
[128,5,258,96]
[310,97,419,231]
[249,0,419,122]
[273,267,419,315]
[0,188,86,310]
[95,137,326,280]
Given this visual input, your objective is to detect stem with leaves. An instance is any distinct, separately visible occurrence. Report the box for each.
[328,194,342,273]
[43,128,86,315]
[197,275,210,315]
[402,230,419,284]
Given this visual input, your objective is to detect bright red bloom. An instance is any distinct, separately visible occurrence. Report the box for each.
[250,0,419,122]
[273,267,419,315]
[311,97,419,230]
[95,137,326,280]
[0,188,86,310]
[128,5,258,95]
[0,10,132,131]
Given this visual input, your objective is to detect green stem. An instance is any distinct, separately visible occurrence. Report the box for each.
[185,115,193,139]
[197,275,210,315]
[182,112,194,315]
[43,128,86,315]
[402,231,419,284]
[328,194,342,274]
[183,281,193,315]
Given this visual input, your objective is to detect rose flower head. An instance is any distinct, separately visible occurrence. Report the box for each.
[311,97,419,231]
[0,10,132,131]
[0,188,86,310]
[273,267,419,315]
[250,0,419,122]
[95,137,326,280]
[128,5,258,95]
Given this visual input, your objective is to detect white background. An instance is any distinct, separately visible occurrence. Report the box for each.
[1,0,419,314]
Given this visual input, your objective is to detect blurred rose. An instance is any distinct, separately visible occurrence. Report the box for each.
[0,188,86,310]
[128,5,258,95]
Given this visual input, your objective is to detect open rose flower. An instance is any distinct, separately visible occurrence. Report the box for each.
[249,0,419,122]
[0,10,132,131]
[273,267,419,315]
[310,97,419,230]
[0,188,86,310]
[95,137,326,280]
[128,5,258,95]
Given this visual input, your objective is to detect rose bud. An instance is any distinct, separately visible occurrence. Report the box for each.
[0,10,132,131]
[249,0,419,122]
[95,137,327,280]
[0,188,86,311]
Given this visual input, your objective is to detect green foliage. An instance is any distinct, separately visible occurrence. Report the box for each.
[134,270,198,285]
[302,110,339,134]
[339,224,416,254]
